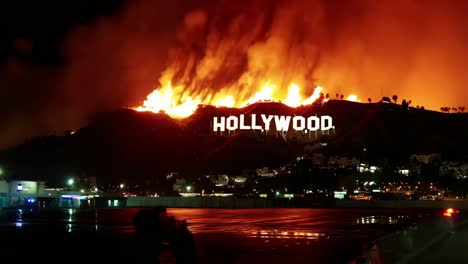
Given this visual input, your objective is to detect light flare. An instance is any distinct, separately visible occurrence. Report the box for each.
[347,94,360,102]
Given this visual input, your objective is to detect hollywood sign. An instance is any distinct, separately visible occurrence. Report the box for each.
[212,114,334,133]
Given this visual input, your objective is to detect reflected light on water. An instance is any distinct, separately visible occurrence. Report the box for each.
[247,229,327,240]
[67,208,74,232]
[355,215,409,225]
[15,208,23,229]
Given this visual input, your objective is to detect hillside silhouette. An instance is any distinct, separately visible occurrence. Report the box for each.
[1,101,467,187]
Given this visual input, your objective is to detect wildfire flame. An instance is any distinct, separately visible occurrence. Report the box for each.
[136,82,358,118]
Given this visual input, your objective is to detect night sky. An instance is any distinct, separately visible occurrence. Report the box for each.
[0,0,467,148]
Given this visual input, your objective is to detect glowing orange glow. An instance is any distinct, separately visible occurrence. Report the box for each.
[443,208,459,217]
[283,83,302,107]
[213,95,235,108]
[136,81,359,118]
[346,94,360,102]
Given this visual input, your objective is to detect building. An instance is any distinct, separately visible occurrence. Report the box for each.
[256,167,276,177]
[440,162,468,179]
[410,154,441,164]
[0,180,49,207]
[0,179,124,209]
[328,156,360,168]
[357,163,380,174]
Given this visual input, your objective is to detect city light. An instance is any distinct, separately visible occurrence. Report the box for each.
[67,178,74,186]
[186,186,192,191]
[120,184,124,189]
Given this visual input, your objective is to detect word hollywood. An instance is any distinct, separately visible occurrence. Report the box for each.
[212,114,334,132]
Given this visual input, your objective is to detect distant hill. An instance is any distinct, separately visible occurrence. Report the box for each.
[1,100,467,186]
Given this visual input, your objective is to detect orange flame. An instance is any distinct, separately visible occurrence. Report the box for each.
[346,94,360,102]
[136,81,358,118]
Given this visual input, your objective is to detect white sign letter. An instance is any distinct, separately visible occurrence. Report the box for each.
[213,117,225,132]
[274,115,291,132]
[261,114,274,131]
[292,116,306,131]
[226,116,239,131]
[307,116,320,131]
[239,114,251,130]
[321,116,333,131]
[251,114,262,130]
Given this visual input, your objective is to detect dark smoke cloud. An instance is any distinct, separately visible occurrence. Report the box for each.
[163,0,468,106]
[0,0,467,148]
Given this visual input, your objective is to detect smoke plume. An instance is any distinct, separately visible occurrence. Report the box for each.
[0,0,466,148]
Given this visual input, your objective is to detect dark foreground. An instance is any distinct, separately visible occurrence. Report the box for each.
[0,208,436,264]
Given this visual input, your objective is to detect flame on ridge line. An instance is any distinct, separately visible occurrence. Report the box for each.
[135,82,360,118]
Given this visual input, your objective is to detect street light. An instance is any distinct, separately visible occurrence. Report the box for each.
[186,186,192,192]
[120,184,124,189]
[67,178,74,186]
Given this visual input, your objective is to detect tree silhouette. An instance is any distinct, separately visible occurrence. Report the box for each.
[368,98,372,103]
[336,93,339,99]
[325,93,330,100]
[452,107,457,113]
[340,94,344,100]
[440,107,444,113]
[402,99,408,110]
[408,100,412,106]
[461,107,466,113]
[319,93,325,103]
[392,95,398,104]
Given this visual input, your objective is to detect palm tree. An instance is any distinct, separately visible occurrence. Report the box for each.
[440,107,444,113]
[340,94,344,100]
[368,98,372,103]
[392,95,398,104]
[408,100,412,106]
[446,107,451,113]
[325,93,330,100]
[461,107,466,113]
[336,93,339,99]
[402,99,408,110]
[452,107,458,113]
